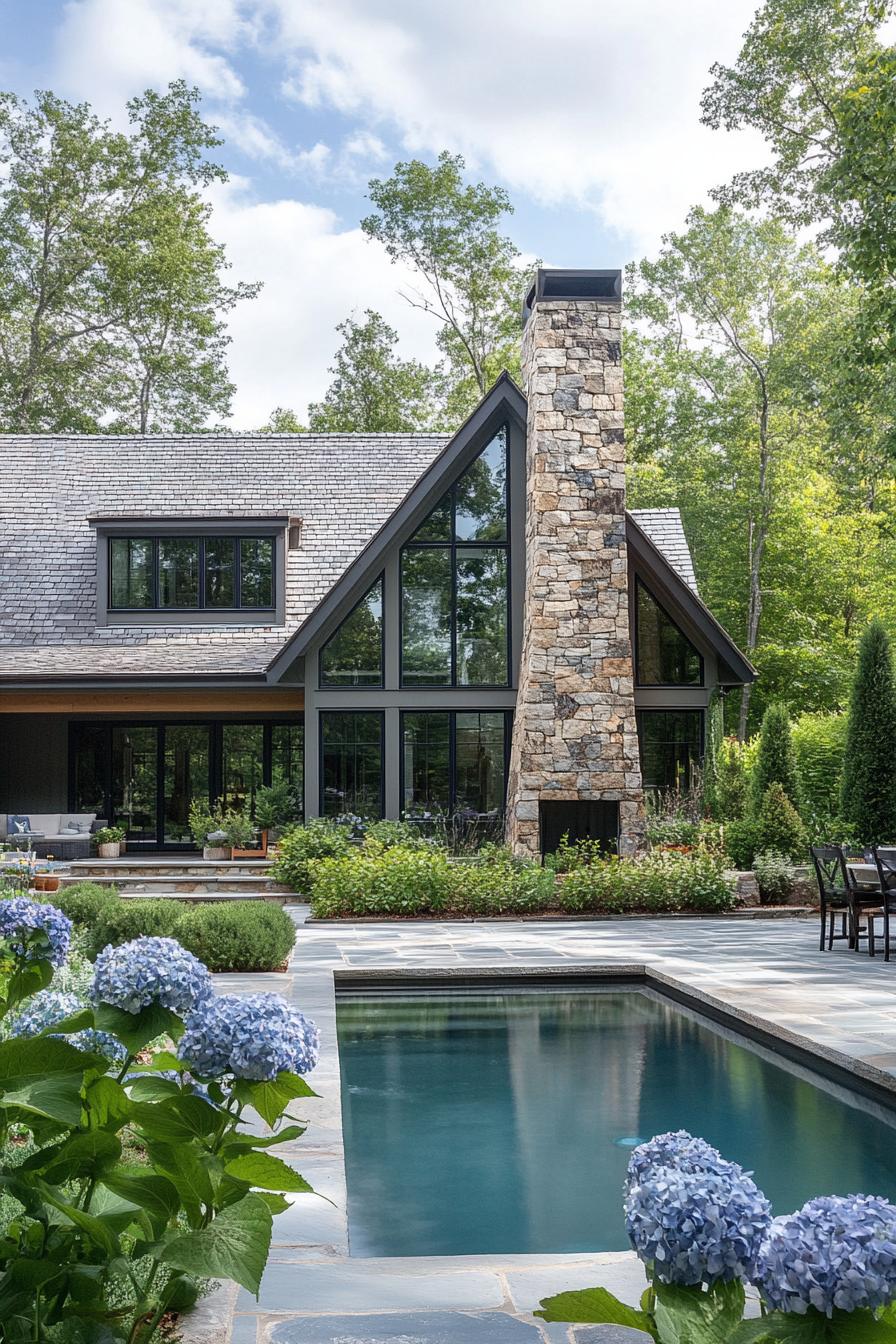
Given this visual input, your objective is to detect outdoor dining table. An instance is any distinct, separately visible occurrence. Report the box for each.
[846,862,882,890]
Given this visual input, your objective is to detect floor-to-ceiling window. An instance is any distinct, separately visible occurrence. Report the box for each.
[320,712,384,818]
[69,718,303,848]
[401,711,510,819]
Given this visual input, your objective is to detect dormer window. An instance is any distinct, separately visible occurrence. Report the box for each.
[92,516,286,627]
[109,535,274,611]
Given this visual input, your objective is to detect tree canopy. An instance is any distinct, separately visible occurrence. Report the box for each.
[0,81,259,432]
[306,310,441,433]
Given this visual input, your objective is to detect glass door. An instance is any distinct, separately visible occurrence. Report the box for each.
[162,725,211,846]
[221,723,264,815]
[111,725,159,845]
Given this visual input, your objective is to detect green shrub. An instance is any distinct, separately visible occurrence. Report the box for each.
[792,711,847,821]
[310,845,454,917]
[723,817,761,870]
[752,703,798,811]
[270,819,353,894]
[714,736,750,822]
[544,833,610,871]
[557,850,734,915]
[841,619,896,843]
[254,780,302,832]
[644,816,700,849]
[756,782,807,861]
[48,881,117,929]
[452,858,555,914]
[752,850,794,905]
[362,819,435,851]
[173,901,296,971]
[86,898,181,958]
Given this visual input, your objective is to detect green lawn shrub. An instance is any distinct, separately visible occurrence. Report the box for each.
[557,850,735,915]
[723,817,761,870]
[452,857,556,914]
[310,845,454,917]
[752,850,794,905]
[48,880,117,928]
[756,782,807,860]
[173,900,295,971]
[543,833,612,871]
[752,702,799,811]
[85,897,181,957]
[362,819,435,850]
[269,818,353,894]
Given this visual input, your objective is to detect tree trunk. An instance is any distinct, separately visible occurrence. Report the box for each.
[738,389,771,741]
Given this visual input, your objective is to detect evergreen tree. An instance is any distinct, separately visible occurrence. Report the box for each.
[752,702,799,810]
[702,694,725,819]
[840,619,896,841]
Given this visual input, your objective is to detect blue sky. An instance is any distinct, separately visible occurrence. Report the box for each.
[0,0,765,427]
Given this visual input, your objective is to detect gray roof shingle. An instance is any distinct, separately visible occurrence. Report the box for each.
[0,431,698,678]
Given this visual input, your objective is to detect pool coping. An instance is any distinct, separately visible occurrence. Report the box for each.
[182,920,896,1342]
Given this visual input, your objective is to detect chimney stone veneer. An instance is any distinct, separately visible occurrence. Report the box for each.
[505,273,646,858]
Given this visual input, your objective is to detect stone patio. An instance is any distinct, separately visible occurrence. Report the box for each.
[184,910,896,1343]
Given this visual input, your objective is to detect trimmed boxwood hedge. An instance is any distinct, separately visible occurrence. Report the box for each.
[48,886,296,971]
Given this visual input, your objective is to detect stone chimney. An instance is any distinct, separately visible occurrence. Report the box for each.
[505,268,645,858]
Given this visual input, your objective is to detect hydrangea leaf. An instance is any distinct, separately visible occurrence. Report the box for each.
[255,1192,292,1214]
[224,1152,314,1194]
[233,1072,317,1128]
[40,1131,122,1184]
[38,1008,96,1036]
[0,1037,104,1125]
[84,1076,131,1130]
[100,1171,180,1229]
[145,1142,216,1219]
[131,1095,219,1143]
[161,1191,272,1296]
[653,1281,745,1344]
[93,1002,181,1054]
[535,1286,657,1335]
[220,1124,307,1156]
[125,1075,182,1103]
[4,957,53,1012]
[729,1315,829,1344]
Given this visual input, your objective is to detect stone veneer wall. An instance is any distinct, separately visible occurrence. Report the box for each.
[505,293,645,858]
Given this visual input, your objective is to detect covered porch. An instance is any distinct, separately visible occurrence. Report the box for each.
[0,687,304,853]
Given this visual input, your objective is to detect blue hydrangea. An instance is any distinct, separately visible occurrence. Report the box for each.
[625,1130,724,1189]
[92,937,212,1015]
[0,896,72,967]
[178,992,319,1081]
[624,1132,772,1287]
[7,988,127,1065]
[755,1195,896,1316]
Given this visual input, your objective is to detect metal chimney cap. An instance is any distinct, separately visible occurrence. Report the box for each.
[523,268,622,323]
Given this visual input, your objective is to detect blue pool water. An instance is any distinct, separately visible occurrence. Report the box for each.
[336,988,896,1257]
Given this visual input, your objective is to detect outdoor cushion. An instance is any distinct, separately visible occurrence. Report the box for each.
[59,815,94,833]
[27,815,63,836]
[7,815,31,835]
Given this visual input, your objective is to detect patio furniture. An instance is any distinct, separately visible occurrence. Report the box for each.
[811,845,852,951]
[1,813,100,860]
[871,845,896,963]
[843,855,885,956]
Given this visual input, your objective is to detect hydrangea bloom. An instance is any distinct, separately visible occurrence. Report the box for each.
[178,992,319,1081]
[0,896,72,967]
[625,1130,723,1190]
[624,1132,772,1287]
[755,1195,896,1316]
[92,937,212,1015]
[8,988,127,1064]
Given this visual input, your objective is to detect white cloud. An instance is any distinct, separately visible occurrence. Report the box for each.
[208,179,443,428]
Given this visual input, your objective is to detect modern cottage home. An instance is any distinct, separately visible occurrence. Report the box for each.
[0,269,753,857]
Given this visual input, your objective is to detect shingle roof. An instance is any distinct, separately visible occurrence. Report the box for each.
[0,429,699,680]
[629,508,699,594]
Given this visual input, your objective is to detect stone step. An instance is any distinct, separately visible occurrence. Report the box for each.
[69,859,274,880]
[58,872,289,895]
[117,890,296,905]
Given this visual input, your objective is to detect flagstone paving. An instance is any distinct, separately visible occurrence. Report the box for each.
[184,910,896,1343]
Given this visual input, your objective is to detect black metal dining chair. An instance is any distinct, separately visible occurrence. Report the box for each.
[843,851,885,956]
[872,845,896,962]
[810,845,852,951]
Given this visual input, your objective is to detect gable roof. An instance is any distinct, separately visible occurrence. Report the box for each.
[0,375,750,686]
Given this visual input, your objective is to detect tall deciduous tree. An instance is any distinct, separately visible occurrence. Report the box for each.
[0,81,259,432]
[626,208,842,736]
[307,310,441,432]
[840,619,896,842]
[361,153,528,418]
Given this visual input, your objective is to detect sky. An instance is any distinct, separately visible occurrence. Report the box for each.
[0,0,767,429]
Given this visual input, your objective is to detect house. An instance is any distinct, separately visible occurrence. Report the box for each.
[0,268,753,856]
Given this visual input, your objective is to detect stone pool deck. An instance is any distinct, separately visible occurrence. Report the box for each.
[186,911,896,1343]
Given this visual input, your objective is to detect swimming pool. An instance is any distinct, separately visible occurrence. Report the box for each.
[336,986,896,1257]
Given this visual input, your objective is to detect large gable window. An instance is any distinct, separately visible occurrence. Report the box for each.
[401,427,509,687]
[320,576,384,687]
[109,535,276,611]
[636,580,702,686]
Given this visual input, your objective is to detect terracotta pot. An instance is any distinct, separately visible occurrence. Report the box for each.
[97,842,121,859]
[33,874,48,891]
[41,875,60,892]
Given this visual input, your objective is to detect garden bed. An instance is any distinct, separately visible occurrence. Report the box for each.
[306,904,816,923]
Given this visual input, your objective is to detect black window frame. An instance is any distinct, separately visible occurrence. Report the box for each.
[399,709,513,818]
[108,534,277,612]
[634,578,704,689]
[318,709,385,820]
[318,573,385,689]
[399,425,512,689]
[636,708,705,792]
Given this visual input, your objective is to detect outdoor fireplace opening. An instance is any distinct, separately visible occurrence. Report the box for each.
[538,799,620,858]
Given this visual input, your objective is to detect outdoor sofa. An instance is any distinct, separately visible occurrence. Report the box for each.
[1,813,104,860]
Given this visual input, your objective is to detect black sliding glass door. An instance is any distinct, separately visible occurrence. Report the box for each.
[70,718,303,849]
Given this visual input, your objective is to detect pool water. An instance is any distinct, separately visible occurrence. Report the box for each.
[336,988,896,1257]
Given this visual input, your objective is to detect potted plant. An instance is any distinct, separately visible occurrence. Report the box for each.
[254,781,302,844]
[189,801,229,860]
[94,825,126,859]
[222,807,256,857]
